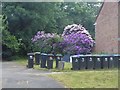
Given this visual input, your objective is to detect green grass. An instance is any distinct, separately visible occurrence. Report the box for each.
[14,57,27,66]
[14,58,118,88]
[15,58,72,72]
[34,60,72,72]
[15,58,118,72]
[14,58,72,72]
[49,70,118,88]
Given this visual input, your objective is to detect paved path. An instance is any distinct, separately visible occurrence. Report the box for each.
[2,61,65,88]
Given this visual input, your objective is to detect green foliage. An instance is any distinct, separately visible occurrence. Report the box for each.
[32,32,63,54]
[60,2,101,37]
[49,70,118,88]
[2,2,102,58]
[2,15,20,58]
[2,29,19,51]
[46,35,63,54]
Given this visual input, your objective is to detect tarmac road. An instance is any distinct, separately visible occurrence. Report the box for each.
[1,61,65,88]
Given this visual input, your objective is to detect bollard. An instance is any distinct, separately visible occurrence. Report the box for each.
[27,53,34,68]
[58,61,65,70]
[55,54,63,68]
[47,54,54,69]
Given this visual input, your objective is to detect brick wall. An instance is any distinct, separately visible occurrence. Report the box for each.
[118,3,120,54]
[95,2,119,54]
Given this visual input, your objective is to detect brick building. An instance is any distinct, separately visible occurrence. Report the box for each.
[95,1,120,54]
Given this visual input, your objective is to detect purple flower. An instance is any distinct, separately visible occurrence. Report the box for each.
[37,31,41,35]
[31,24,95,55]
[60,24,95,55]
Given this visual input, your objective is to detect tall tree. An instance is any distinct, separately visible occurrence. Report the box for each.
[59,2,101,37]
[2,2,101,57]
[1,15,20,58]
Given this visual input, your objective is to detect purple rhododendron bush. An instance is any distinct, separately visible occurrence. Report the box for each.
[61,24,95,55]
[53,24,95,55]
[62,24,90,36]
[31,24,95,55]
[31,31,63,53]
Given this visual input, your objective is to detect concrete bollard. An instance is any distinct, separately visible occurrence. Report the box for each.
[58,61,65,70]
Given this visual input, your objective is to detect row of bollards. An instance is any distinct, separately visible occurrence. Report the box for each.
[27,52,63,69]
[71,54,120,70]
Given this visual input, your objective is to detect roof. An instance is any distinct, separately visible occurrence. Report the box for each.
[95,1,120,23]
[95,2,104,23]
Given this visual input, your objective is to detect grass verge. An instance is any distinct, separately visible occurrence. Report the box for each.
[14,57,27,66]
[49,70,118,88]
[14,58,118,88]
[34,61,72,72]
[15,58,72,72]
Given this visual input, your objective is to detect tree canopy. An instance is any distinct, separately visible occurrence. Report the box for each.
[2,2,102,58]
